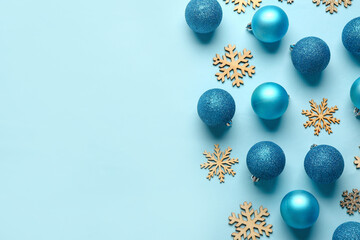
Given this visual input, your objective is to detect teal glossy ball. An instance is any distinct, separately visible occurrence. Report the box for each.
[333,221,360,240]
[304,145,344,184]
[280,190,320,229]
[350,77,360,109]
[197,88,235,127]
[291,37,331,75]
[251,5,289,43]
[342,17,360,56]
[251,82,289,120]
[246,141,286,180]
[185,0,222,34]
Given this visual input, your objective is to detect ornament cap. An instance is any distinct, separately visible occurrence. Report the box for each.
[251,175,260,182]
[246,22,252,32]
[226,120,233,127]
[354,107,360,117]
[310,144,318,149]
[290,44,295,51]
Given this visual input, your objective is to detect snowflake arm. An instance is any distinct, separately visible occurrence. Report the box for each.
[249,0,262,9]
[324,0,340,13]
[339,0,352,7]
[355,156,360,169]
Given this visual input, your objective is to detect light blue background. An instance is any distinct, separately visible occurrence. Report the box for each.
[0,0,359,239]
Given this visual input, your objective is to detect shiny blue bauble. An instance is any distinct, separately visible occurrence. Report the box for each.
[333,222,360,240]
[342,17,360,56]
[197,88,235,127]
[251,82,289,120]
[304,145,344,184]
[251,5,289,43]
[350,77,360,109]
[291,37,331,75]
[185,0,222,34]
[280,190,320,229]
[246,141,286,180]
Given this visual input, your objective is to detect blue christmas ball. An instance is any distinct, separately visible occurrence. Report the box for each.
[291,37,331,75]
[197,88,235,127]
[333,221,360,240]
[251,82,289,120]
[280,190,320,229]
[246,141,286,180]
[185,0,222,34]
[350,77,360,109]
[304,145,344,184]
[342,17,360,56]
[250,5,289,43]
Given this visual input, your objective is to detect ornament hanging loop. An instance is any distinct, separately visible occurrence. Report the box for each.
[290,44,295,51]
[251,175,260,182]
[246,23,252,32]
[310,144,318,149]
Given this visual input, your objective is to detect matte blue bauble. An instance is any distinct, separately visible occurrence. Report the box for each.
[304,145,344,184]
[342,17,360,56]
[197,88,235,127]
[246,141,286,180]
[280,190,320,229]
[250,5,289,43]
[291,37,331,75]
[350,77,360,109]
[333,221,360,240]
[251,82,289,120]
[185,0,222,34]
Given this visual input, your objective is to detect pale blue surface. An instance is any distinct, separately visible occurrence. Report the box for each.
[0,1,360,240]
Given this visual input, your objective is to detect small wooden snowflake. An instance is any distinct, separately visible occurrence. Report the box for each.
[213,44,255,87]
[223,0,262,14]
[354,146,360,169]
[302,98,340,136]
[340,189,360,215]
[201,144,239,183]
[313,0,352,14]
[229,202,273,240]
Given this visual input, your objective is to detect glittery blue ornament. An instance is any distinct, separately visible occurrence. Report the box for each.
[291,37,331,75]
[185,0,222,34]
[342,17,360,56]
[350,77,360,109]
[248,5,289,43]
[333,221,360,240]
[197,88,235,127]
[304,145,344,184]
[246,141,286,181]
[280,190,320,229]
[251,82,289,120]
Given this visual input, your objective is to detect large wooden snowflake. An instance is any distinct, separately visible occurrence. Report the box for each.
[223,0,262,14]
[313,0,352,14]
[340,189,360,215]
[213,44,255,87]
[201,144,239,183]
[302,98,340,136]
[229,202,273,240]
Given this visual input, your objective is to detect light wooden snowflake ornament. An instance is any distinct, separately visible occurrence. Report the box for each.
[302,98,340,136]
[229,202,273,240]
[354,146,360,169]
[213,44,255,87]
[201,144,239,183]
[313,0,352,14]
[223,0,262,14]
[340,189,360,215]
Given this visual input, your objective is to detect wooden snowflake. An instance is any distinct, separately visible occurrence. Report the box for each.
[201,144,239,183]
[313,0,352,14]
[223,0,262,14]
[355,156,360,169]
[302,98,340,136]
[229,202,273,240]
[278,0,294,3]
[340,189,360,215]
[213,44,255,87]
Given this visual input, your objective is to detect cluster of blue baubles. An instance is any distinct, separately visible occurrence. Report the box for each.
[187,0,360,238]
